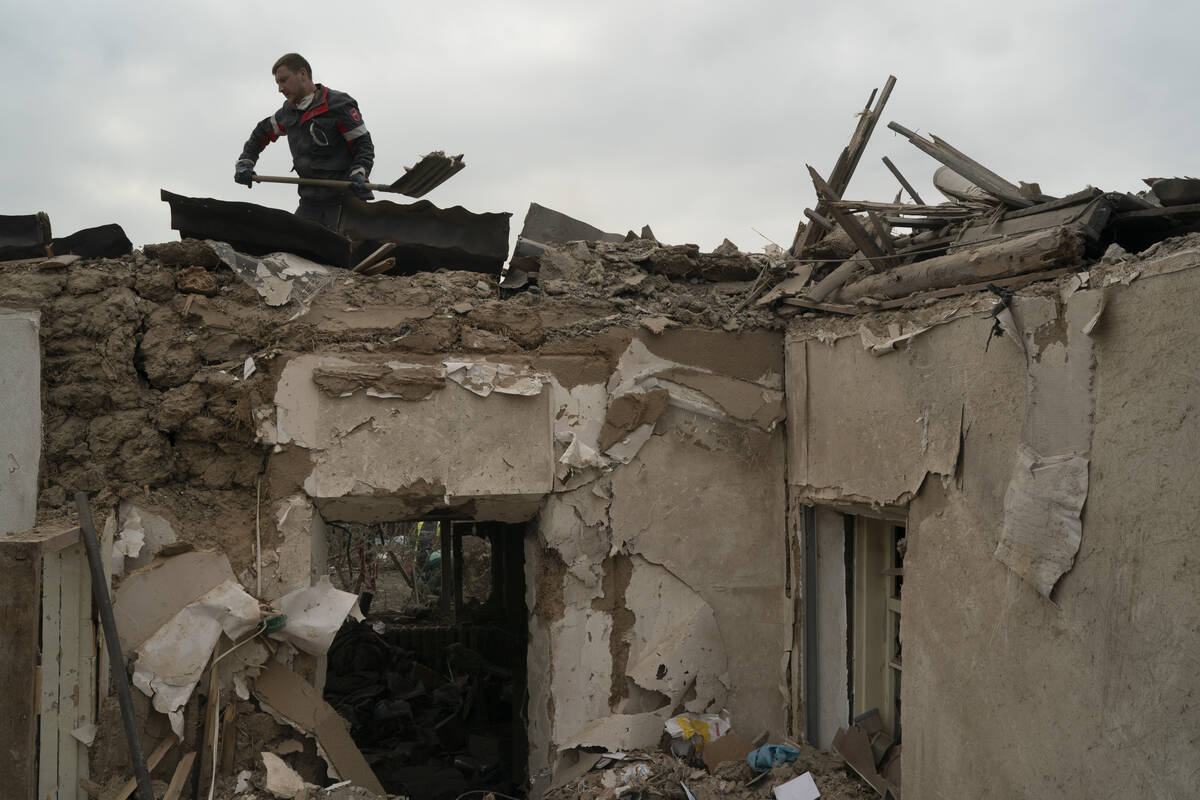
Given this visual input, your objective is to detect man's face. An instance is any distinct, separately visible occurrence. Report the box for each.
[274,66,308,104]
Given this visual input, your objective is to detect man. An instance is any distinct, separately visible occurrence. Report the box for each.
[234,53,375,229]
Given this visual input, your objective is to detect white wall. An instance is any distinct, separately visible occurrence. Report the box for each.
[0,310,40,533]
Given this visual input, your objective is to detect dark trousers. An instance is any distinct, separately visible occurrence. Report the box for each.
[295,197,344,230]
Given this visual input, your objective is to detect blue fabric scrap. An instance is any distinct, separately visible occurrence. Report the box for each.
[746,744,801,772]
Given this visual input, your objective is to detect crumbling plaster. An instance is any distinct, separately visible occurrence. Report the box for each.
[259,327,791,785]
[786,261,1200,797]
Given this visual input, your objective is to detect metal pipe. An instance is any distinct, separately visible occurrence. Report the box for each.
[75,493,156,800]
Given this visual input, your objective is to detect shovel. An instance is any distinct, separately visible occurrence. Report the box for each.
[251,151,465,199]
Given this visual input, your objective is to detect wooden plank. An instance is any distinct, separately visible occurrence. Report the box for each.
[953,195,1113,250]
[1113,201,1200,221]
[0,540,43,800]
[803,208,835,231]
[351,241,396,273]
[97,516,114,702]
[867,211,897,255]
[781,296,860,315]
[828,200,980,217]
[809,166,894,271]
[873,268,1074,310]
[162,752,196,800]
[73,541,96,800]
[881,156,925,205]
[2,523,82,553]
[111,737,175,800]
[219,703,238,775]
[58,546,83,800]
[793,76,897,256]
[359,255,396,276]
[888,122,1034,209]
[39,550,63,800]
[198,652,220,796]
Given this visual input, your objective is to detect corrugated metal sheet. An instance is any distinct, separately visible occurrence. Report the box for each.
[389,152,466,198]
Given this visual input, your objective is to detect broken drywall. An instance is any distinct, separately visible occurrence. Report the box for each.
[623,556,728,713]
[609,406,790,742]
[993,290,1102,597]
[130,578,260,737]
[0,309,40,534]
[112,550,237,655]
[787,314,982,507]
[254,661,386,794]
[274,354,556,521]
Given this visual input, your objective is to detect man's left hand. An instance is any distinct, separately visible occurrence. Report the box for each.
[349,170,373,200]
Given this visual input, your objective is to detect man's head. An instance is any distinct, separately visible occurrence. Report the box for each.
[272,53,315,105]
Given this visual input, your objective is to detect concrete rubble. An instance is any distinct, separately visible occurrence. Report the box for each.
[3,76,1200,800]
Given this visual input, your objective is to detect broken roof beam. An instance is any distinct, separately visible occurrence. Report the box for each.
[808,165,897,271]
[791,75,897,256]
[827,200,984,218]
[834,224,1086,303]
[881,156,925,204]
[887,122,1035,209]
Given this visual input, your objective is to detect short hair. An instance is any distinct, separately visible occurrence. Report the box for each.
[272,53,312,78]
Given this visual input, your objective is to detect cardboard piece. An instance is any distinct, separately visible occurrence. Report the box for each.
[773,771,821,800]
[112,551,236,655]
[253,661,386,794]
[131,579,260,738]
[702,732,754,771]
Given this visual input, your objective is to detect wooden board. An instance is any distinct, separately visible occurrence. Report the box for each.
[39,548,63,799]
[0,540,43,800]
[163,751,196,800]
[57,546,83,800]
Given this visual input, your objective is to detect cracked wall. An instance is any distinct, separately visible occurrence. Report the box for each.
[5,244,792,790]
[264,329,791,788]
[785,253,1200,797]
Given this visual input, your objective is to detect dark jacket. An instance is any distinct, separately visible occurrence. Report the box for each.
[239,85,375,202]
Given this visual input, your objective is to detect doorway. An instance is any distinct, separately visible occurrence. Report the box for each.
[322,519,529,800]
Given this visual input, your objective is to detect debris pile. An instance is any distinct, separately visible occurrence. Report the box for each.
[544,739,873,800]
[736,75,1200,315]
[323,619,521,799]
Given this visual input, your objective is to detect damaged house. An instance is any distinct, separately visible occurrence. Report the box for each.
[2,77,1199,800]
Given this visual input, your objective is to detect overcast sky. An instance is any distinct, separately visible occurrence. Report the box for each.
[3,1,1196,254]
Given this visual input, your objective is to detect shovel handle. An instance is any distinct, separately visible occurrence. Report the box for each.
[251,174,394,192]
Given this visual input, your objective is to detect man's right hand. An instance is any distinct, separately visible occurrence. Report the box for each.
[234,159,255,187]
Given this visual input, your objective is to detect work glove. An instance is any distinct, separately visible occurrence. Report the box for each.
[234,159,255,187]
[348,168,374,201]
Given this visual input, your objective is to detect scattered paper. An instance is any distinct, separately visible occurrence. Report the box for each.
[269,577,359,656]
[773,771,821,800]
[262,751,307,799]
[665,711,732,744]
[244,357,257,380]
